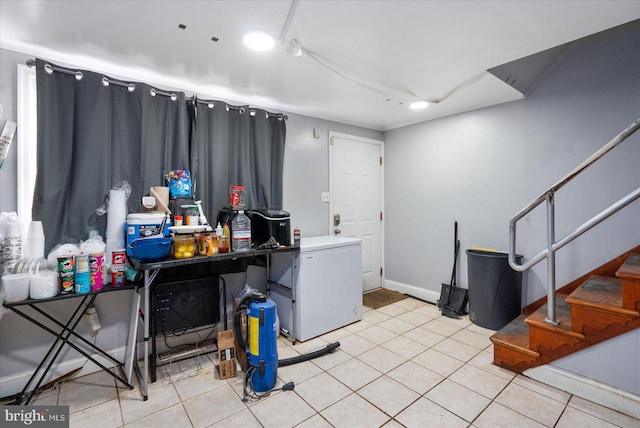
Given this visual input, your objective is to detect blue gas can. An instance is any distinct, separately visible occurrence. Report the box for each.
[247,299,278,392]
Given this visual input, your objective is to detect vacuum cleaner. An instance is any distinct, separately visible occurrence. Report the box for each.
[233,286,340,401]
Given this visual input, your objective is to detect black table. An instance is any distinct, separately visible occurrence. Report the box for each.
[3,283,137,405]
[129,245,299,400]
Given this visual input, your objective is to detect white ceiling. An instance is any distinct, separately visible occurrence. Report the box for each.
[1,1,639,131]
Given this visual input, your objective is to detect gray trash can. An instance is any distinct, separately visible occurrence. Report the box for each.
[466,249,523,330]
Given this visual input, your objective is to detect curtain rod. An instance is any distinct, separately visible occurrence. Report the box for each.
[27,59,287,117]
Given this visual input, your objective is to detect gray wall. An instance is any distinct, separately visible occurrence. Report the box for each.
[0,47,381,396]
[384,25,639,394]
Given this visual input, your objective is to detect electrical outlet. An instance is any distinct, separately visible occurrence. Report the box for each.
[321,192,330,203]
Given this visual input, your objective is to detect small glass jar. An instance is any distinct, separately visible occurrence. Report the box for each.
[218,235,230,253]
[173,234,195,259]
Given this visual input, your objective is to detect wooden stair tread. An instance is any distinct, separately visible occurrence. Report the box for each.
[491,315,539,358]
[566,275,639,317]
[616,253,640,279]
[526,297,583,338]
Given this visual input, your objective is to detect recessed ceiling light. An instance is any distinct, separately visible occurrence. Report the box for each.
[243,30,276,51]
[410,100,430,110]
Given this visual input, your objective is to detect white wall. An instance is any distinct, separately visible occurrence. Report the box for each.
[384,24,640,394]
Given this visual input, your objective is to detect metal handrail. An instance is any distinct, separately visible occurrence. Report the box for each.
[508,117,640,325]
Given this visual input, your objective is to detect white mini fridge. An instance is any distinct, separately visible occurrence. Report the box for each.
[269,236,362,342]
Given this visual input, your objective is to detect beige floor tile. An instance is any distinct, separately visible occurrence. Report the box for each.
[467,349,517,381]
[335,332,377,356]
[556,406,618,428]
[495,383,565,427]
[377,303,407,317]
[344,319,373,333]
[294,414,333,428]
[378,317,416,335]
[438,314,471,328]
[401,325,447,347]
[321,393,390,428]
[448,363,510,399]
[294,372,351,411]
[568,396,640,428]
[422,318,464,336]
[411,303,442,318]
[387,360,445,394]
[356,345,406,374]
[381,335,428,360]
[394,297,425,311]
[512,374,571,404]
[425,379,491,422]
[319,326,352,343]
[249,388,315,428]
[181,384,245,428]
[358,375,420,417]
[465,322,497,337]
[381,419,405,428]
[474,402,546,428]
[411,348,465,377]
[69,397,122,428]
[450,328,493,350]
[59,371,119,414]
[172,365,228,401]
[120,381,181,425]
[125,403,191,428]
[431,337,482,362]
[328,358,382,391]
[395,309,435,326]
[277,359,323,384]
[395,396,468,428]
[356,325,398,345]
[363,309,392,324]
[291,337,329,355]
[310,347,352,371]
[208,408,262,428]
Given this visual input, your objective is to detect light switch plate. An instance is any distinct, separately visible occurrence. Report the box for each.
[321,192,330,202]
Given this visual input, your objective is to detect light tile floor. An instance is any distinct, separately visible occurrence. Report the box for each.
[24,297,640,427]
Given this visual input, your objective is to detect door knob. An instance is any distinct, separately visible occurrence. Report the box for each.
[334,228,341,235]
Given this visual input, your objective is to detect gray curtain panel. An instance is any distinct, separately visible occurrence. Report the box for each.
[33,59,286,253]
[191,100,286,224]
[33,59,190,252]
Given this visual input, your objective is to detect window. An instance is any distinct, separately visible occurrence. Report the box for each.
[16,64,37,227]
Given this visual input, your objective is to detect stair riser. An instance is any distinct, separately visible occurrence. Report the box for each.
[493,345,536,374]
[529,325,583,353]
[621,278,640,311]
[571,305,637,333]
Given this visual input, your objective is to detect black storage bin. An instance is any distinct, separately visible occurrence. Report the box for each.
[466,249,523,330]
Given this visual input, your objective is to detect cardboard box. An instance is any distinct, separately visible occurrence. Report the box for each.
[217,329,238,379]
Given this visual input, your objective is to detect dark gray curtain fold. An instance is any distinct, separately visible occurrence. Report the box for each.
[192,102,287,224]
[33,60,190,252]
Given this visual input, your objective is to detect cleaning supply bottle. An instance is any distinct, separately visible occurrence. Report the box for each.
[231,211,251,252]
[215,222,223,237]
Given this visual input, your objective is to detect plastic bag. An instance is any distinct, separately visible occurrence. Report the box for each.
[166,170,192,197]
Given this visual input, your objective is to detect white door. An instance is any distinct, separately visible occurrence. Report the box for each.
[329,132,384,292]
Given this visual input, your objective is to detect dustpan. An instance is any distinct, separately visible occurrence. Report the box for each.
[437,221,468,317]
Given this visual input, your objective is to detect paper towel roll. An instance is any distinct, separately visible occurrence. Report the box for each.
[151,186,171,214]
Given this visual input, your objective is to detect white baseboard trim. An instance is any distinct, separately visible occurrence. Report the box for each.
[0,345,129,399]
[384,279,441,305]
[525,365,640,420]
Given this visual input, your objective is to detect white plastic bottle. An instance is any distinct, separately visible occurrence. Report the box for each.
[231,211,251,252]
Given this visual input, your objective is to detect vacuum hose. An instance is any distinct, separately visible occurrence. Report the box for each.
[278,342,341,367]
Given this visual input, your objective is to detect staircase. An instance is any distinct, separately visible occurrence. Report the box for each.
[491,249,640,373]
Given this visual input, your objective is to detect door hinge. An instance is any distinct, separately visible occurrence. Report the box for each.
[380,156,383,165]
[380,267,383,276]
[380,212,383,221]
